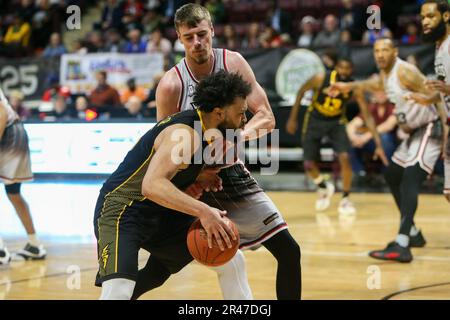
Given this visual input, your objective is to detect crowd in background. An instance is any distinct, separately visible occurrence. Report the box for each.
[0,0,426,59]
[0,0,429,122]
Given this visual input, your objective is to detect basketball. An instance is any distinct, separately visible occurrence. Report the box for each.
[187,217,240,267]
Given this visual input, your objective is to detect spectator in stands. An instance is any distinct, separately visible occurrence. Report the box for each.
[337,29,352,59]
[346,90,397,178]
[71,38,88,54]
[144,0,162,11]
[143,71,164,117]
[47,0,65,33]
[121,77,147,105]
[220,24,239,50]
[205,0,226,24]
[17,0,37,24]
[104,28,124,53]
[86,31,105,53]
[362,22,393,45]
[146,28,172,56]
[142,9,163,35]
[339,0,365,41]
[160,0,188,24]
[401,22,420,45]
[123,28,147,53]
[122,0,145,31]
[297,16,316,48]
[97,0,124,32]
[74,95,98,121]
[89,70,122,112]
[31,0,53,50]
[9,90,31,120]
[242,22,262,50]
[124,96,151,119]
[42,32,67,57]
[267,0,293,39]
[47,95,74,120]
[1,14,31,57]
[42,75,71,102]
[313,14,340,48]
[260,25,283,48]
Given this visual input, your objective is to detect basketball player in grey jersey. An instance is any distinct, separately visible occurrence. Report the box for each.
[414,0,450,202]
[0,88,46,266]
[132,4,301,300]
[331,38,447,263]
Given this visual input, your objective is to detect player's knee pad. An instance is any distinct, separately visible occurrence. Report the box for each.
[99,278,135,300]
[211,249,246,275]
[4,183,21,195]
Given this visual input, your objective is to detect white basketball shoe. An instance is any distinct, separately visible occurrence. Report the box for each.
[315,181,335,211]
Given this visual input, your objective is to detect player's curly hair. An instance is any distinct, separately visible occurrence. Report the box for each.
[193,71,252,113]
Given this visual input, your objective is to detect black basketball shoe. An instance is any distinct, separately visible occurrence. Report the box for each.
[368,242,413,263]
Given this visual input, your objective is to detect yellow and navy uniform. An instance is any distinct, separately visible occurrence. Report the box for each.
[308,70,353,121]
[94,109,208,286]
[301,70,354,161]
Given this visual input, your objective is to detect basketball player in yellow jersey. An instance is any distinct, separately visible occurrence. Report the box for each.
[286,58,387,215]
[133,4,301,300]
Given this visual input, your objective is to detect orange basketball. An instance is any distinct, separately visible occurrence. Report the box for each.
[187,217,240,267]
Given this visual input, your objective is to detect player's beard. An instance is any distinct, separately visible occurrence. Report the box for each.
[422,19,447,43]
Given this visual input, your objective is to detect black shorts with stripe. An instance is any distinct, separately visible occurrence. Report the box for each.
[302,111,350,161]
[93,192,195,287]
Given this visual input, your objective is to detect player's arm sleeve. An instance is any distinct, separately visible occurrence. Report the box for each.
[141,125,209,217]
[156,70,182,122]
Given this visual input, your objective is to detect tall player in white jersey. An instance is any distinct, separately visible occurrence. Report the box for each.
[415,0,450,202]
[0,88,46,266]
[132,4,301,300]
[331,38,447,263]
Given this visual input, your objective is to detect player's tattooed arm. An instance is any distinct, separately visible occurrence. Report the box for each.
[286,73,325,135]
[354,88,389,166]
[399,63,441,105]
[226,51,275,140]
[398,62,434,95]
[156,69,182,121]
[398,63,448,153]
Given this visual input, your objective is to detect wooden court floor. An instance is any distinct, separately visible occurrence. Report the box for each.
[1,192,450,300]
